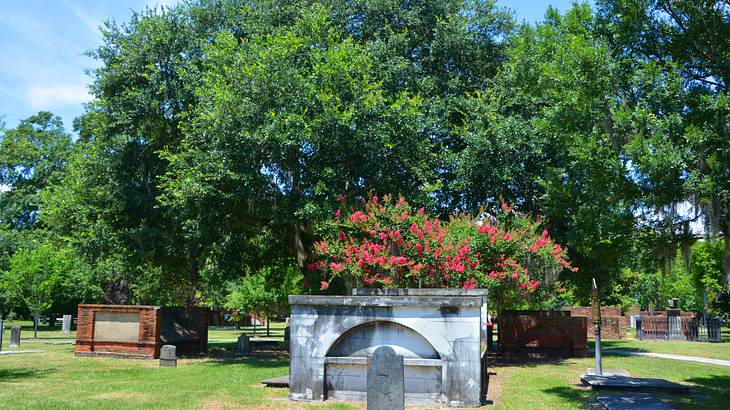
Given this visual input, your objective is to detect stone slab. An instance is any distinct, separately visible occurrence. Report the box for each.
[0,350,46,355]
[289,295,484,307]
[93,311,140,342]
[596,393,674,410]
[44,340,76,345]
[588,368,631,377]
[261,375,289,387]
[352,288,487,297]
[581,375,690,393]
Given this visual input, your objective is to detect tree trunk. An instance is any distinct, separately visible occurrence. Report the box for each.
[266,317,270,337]
[33,312,39,338]
[724,219,730,284]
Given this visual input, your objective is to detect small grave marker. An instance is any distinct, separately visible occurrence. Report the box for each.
[237,334,251,355]
[61,315,72,334]
[367,346,404,410]
[160,344,177,367]
[10,326,21,348]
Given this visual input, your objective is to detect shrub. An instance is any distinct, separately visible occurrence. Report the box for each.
[308,195,576,311]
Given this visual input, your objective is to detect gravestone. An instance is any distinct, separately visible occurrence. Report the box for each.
[10,326,21,348]
[61,315,72,334]
[284,326,290,344]
[160,344,177,367]
[237,334,251,355]
[367,346,404,410]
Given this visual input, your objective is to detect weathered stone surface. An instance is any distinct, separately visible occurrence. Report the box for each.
[61,315,72,334]
[367,346,404,410]
[93,311,141,342]
[596,393,673,410]
[237,334,251,355]
[581,374,690,393]
[289,289,487,407]
[10,326,21,348]
[160,344,177,367]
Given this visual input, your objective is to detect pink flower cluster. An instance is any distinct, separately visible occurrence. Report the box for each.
[309,195,576,301]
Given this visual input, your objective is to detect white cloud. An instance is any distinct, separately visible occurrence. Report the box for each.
[66,1,103,36]
[25,84,91,109]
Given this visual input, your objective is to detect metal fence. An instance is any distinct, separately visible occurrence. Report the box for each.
[636,315,723,342]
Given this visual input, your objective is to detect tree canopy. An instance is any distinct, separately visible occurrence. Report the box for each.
[1,0,728,317]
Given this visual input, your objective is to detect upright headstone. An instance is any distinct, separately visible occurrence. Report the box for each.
[284,326,290,344]
[367,346,405,410]
[10,326,21,348]
[160,344,177,367]
[237,334,251,355]
[61,315,72,334]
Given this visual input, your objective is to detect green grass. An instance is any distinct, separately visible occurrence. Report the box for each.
[1,322,729,409]
[587,328,730,361]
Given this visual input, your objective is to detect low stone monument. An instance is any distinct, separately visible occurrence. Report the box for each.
[61,315,72,334]
[237,334,251,355]
[367,346,405,410]
[160,344,177,367]
[10,326,21,348]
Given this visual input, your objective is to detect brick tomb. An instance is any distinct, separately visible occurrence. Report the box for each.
[75,304,208,359]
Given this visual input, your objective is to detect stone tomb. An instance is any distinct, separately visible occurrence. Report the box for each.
[289,289,488,407]
[75,304,208,359]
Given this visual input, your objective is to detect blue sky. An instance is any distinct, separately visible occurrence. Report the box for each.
[0,1,584,132]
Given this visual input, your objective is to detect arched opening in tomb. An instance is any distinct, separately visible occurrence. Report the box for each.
[323,320,444,403]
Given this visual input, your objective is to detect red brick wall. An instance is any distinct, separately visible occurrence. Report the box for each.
[75,304,161,359]
[565,307,627,339]
[499,310,587,357]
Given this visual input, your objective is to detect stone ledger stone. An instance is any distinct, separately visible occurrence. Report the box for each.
[237,334,251,355]
[10,326,21,348]
[61,315,72,334]
[367,346,405,410]
[160,344,177,367]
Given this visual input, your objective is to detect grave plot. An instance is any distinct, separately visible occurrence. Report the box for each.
[75,304,208,359]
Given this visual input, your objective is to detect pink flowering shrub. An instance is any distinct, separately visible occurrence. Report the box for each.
[308,195,577,310]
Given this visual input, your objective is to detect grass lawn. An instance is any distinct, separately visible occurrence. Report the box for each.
[587,328,730,361]
[1,322,729,409]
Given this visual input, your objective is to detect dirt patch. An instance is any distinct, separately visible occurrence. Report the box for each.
[89,391,149,401]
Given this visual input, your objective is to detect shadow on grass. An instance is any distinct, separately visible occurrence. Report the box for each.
[0,367,54,381]
[488,354,572,369]
[684,375,730,398]
[541,385,589,406]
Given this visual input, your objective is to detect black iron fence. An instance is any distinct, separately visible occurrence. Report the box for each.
[636,315,723,342]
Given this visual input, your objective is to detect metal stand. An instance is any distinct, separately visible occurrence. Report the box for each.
[594,322,602,376]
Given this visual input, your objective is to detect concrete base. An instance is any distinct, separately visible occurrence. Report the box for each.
[262,375,289,387]
[588,368,630,377]
[596,393,673,410]
[581,375,690,394]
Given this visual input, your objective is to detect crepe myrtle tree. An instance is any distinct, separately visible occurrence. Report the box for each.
[307,195,577,313]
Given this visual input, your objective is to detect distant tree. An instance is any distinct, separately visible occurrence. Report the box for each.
[0,242,95,337]
[225,261,302,335]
